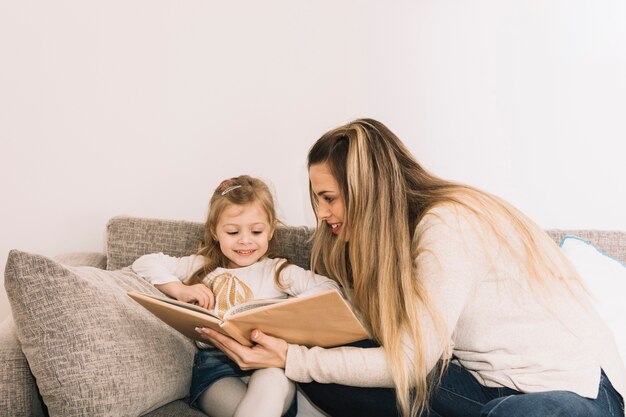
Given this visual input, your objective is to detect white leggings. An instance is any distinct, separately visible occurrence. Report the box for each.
[198,368,296,417]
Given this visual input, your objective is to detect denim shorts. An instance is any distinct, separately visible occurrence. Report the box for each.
[189,347,297,417]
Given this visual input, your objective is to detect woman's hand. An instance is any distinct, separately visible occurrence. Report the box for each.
[196,328,288,370]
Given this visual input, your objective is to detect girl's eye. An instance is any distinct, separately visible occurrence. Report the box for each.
[252,231,263,235]
[226,231,238,235]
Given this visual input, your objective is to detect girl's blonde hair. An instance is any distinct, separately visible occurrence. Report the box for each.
[187,175,288,287]
[307,118,581,417]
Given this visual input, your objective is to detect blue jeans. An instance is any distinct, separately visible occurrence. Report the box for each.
[299,341,624,417]
[298,340,398,416]
[190,347,297,417]
[432,363,624,417]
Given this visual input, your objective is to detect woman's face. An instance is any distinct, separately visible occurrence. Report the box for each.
[309,162,345,235]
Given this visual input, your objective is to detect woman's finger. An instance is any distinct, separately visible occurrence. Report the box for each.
[196,327,288,370]
[248,330,288,368]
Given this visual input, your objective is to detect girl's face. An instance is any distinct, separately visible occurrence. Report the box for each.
[309,162,345,236]
[215,202,273,268]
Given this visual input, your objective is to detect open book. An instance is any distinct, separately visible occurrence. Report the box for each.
[128,289,369,348]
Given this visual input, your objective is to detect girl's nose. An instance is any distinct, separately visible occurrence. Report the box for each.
[238,231,251,243]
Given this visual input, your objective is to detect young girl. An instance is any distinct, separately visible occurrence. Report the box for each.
[132,175,340,417]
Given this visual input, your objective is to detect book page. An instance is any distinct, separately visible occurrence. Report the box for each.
[223,298,285,319]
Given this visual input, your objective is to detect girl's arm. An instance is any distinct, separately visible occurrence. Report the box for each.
[132,252,205,284]
[132,253,214,308]
[279,263,341,297]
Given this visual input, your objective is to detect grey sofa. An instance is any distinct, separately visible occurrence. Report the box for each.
[1,215,625,417]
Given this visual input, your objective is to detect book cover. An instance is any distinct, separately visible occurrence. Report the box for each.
[128,289,369,348]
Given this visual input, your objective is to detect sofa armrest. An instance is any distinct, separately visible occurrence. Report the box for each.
[53,252,107,269]
[0,314,46,417]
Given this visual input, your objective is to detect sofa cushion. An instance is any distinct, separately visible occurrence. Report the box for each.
[106,216,314,271]
[4,250,198,417]
[0,314,45,417]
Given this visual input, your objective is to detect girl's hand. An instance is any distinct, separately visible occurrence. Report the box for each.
[196,328,288,370]
[176,284,215,309]
[156,282,215,310]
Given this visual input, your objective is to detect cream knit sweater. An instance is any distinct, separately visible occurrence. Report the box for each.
[285,204,626,406]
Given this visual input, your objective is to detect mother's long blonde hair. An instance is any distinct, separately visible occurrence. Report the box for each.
[307,119,581,417]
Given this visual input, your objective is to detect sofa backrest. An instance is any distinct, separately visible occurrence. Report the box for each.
[106,216,314,270]
[106,216,626,270]
[546,230,626,264]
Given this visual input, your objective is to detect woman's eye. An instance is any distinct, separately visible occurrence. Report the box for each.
[324,197,334,203]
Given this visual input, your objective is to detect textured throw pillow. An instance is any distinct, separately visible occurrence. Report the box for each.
[561,236,626,362]
[4,250,198,417]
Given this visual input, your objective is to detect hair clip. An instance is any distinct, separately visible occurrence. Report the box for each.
[221,185,242,195]
[216,179,238,193]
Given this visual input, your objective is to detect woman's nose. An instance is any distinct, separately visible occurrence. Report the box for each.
[316,204,330,220]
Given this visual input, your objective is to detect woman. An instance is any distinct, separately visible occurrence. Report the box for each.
[198,118,626,417]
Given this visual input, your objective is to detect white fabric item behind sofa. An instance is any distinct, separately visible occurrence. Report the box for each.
[561,236,626,363]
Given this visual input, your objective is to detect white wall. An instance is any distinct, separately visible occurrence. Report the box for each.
[2,0,625,321]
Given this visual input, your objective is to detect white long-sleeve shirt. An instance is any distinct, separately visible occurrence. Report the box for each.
[285,204,626,409]
[132,254,341,310]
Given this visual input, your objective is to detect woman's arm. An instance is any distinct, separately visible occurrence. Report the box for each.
[285,343,394,387]
[197,328,396,387]
[410,204,487,371]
